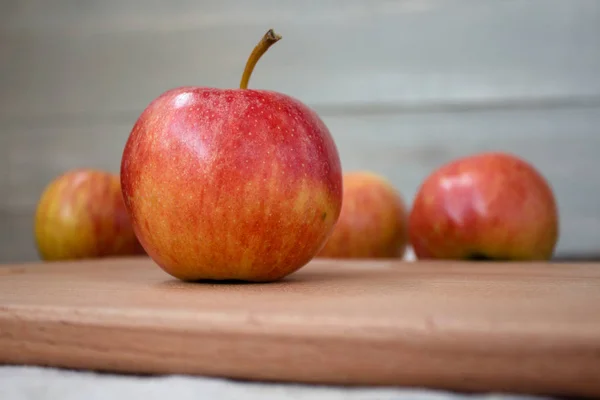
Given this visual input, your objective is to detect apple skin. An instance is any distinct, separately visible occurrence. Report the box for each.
[408,151,559,261]
[120,87,343,282]
[35,169,146,261]
[317,171,408,259]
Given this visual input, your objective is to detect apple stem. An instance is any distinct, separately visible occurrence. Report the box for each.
[239,29,282,90]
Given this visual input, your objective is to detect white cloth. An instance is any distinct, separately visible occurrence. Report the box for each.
[0,366,550,400]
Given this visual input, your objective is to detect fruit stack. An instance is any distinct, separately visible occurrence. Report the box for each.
[33,30,559,282]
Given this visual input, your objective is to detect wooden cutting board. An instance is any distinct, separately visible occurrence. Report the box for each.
[1,257,599,398]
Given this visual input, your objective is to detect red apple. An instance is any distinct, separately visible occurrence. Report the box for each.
[317,171,408,259]
[408,151,559,261]
[120,30,343,282]
[35,169,145,261]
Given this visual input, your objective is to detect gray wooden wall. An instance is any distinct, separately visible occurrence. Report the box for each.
[1,0,599,263]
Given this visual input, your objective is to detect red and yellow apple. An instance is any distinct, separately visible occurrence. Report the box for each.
[408,151,559,261]
[35,169,145,261]
[120,30,343,282]
[317,171,408,259]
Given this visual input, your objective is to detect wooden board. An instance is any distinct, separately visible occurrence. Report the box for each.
[1,257,600,398]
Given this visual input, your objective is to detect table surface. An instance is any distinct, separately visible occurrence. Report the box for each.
[0,366,551,400]
[1,256,600,399]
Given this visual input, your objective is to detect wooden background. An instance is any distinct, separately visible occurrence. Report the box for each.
[1,0,599,263]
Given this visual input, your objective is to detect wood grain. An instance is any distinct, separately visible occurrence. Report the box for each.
[1,0,600,121]
[0,257,599,397]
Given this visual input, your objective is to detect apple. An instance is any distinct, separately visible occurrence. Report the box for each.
[317,171,408,259]
[120,29,343,282]
[34,169,145,261]
[408,151,559,261]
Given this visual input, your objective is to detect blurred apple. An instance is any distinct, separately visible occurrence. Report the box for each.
[35,169,145,261]
[317,171,408,259]
[408,151,559,261]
